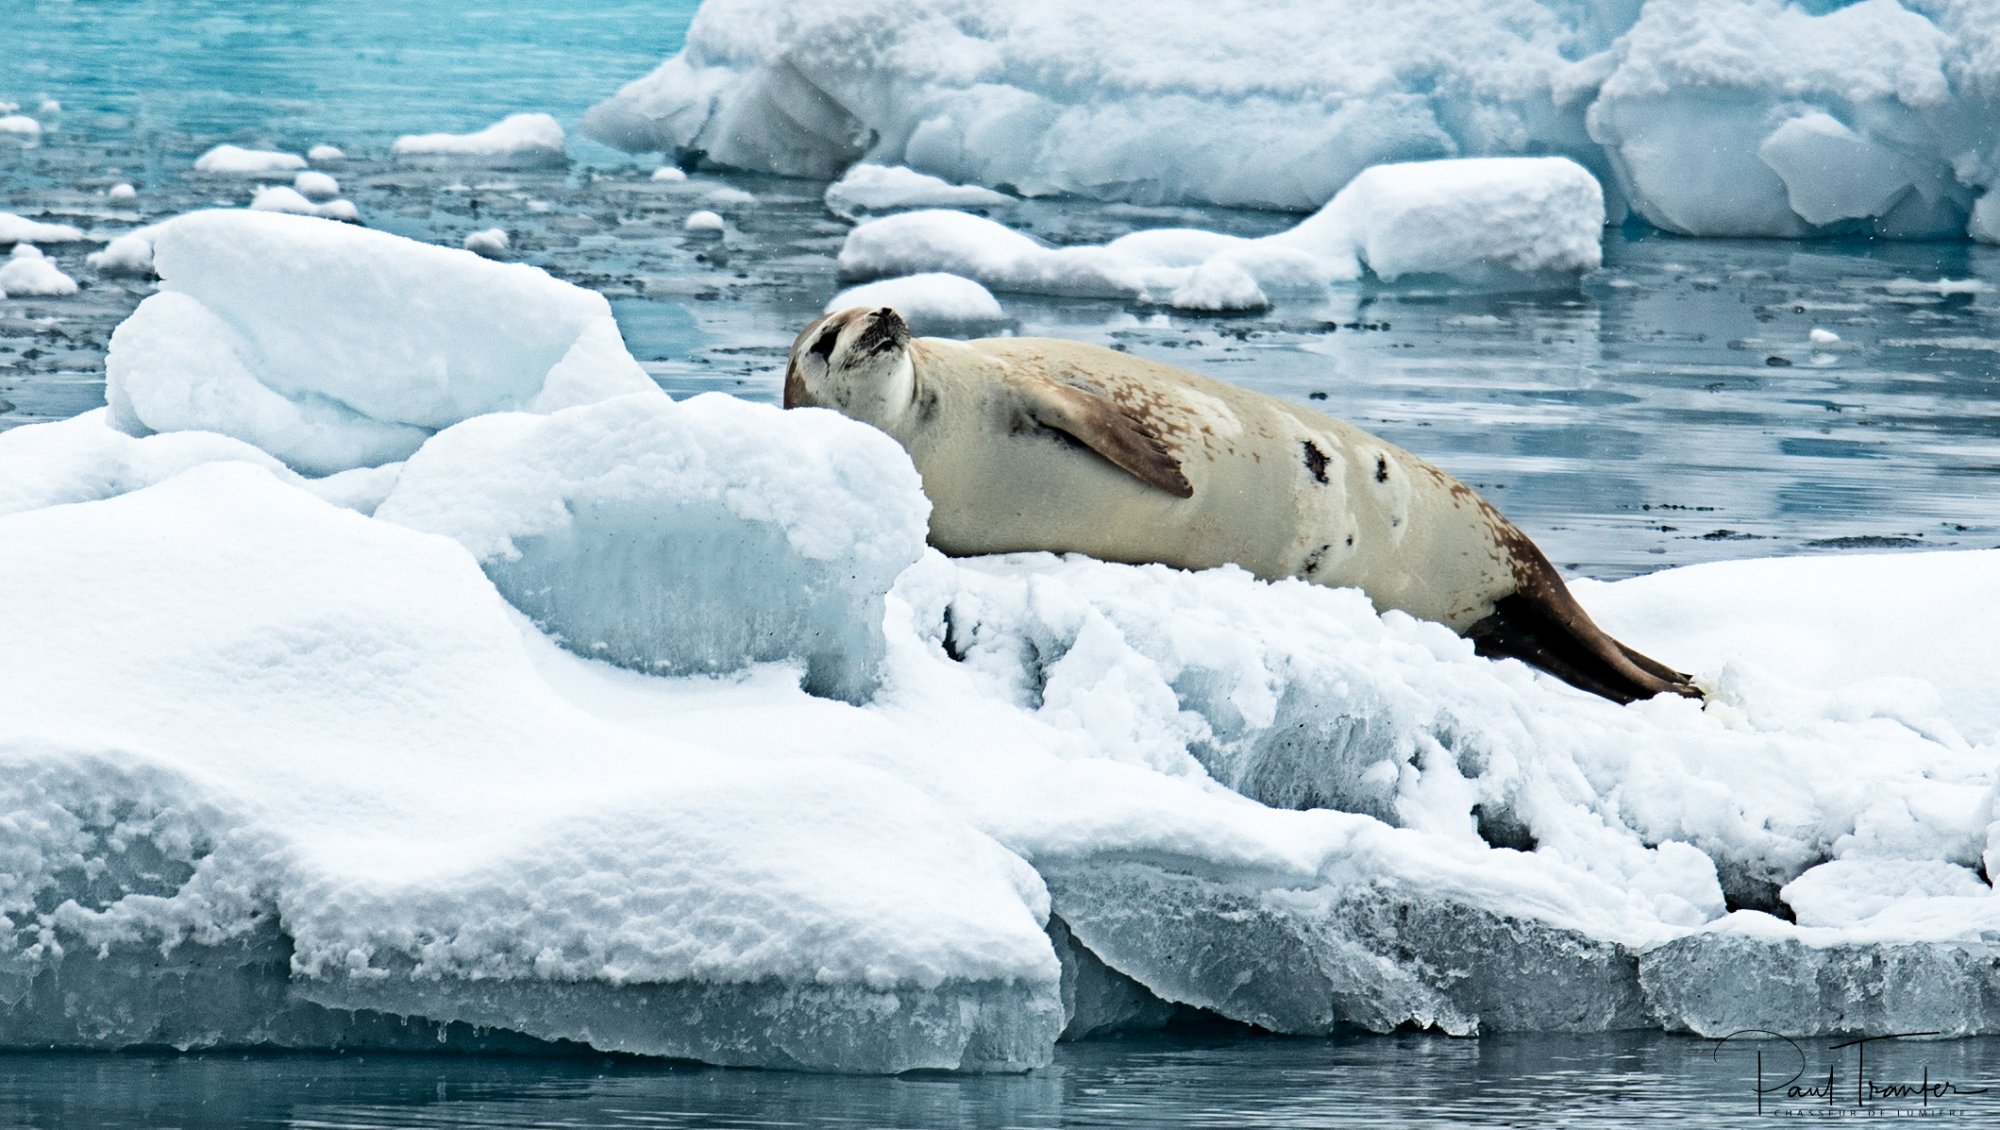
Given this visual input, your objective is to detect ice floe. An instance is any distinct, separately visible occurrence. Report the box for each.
[193,144,307,175]
[307,143,347,162]
[462,227,510,258]
[825,164,1015,219]
[249,185,360,222]
[839,157,1602,303]
[0,212,86,245]
[587,0,2000,241]
[392,112,568,168]
[293,170,340,200]
[106,183,137,204]
[0,245,78,296]
[6,200,2000,1070]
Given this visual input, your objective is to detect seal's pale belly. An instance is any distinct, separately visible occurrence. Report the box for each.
[896,339,1519,629]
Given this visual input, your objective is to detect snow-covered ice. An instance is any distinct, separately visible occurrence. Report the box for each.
[463,227,510,258]
[7,181,2000,1071]
[249,185,360,222]
[193,144,307,175]
[0,115,43,142]
[839,158,1603,302]
[684,209,725,233]
[825,164,1015,219]
[0,245,78,297]
[825,273,1006,329]
[106,183,137,204]
[85,225,161,276]
[586,0,2000,240]
[105,210,654,474]
[392,112,568,168]
[307,143,346,162]
[0,212,85,245]
[651,165,688,182]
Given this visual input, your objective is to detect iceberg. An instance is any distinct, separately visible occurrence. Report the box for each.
[586,0,2000,241]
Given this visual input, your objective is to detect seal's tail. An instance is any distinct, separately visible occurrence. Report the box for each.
[1465,540,1700,705]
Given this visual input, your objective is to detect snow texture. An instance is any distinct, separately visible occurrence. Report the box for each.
[193,144,307,175]
[585,0,2000,241]
[104,210,654,475]
[392,112,569,168]
[0,245,78,296]
[840,158,1602,301]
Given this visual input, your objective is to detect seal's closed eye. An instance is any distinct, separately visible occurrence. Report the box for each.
[810,325,840,362]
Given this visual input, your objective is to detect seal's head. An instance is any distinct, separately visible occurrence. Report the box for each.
[784,306,915,424]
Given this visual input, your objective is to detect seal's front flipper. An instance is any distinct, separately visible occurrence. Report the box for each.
[1025,383,1195,499]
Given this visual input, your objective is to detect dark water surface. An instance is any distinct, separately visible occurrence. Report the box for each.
[6,1032,2000,1129]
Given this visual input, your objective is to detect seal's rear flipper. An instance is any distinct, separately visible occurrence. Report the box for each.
[1464,536,1700,704]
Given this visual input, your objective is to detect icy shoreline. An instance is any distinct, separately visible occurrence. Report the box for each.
[3,211,1998,1072]
[584,0,2000,242]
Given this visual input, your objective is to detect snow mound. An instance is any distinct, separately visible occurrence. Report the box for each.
[307,144,346,162]
[0,245,78,296]
[0,212,85,245]
[826,164,1014,219]
[651,165,688,182]
[841,158,1601,302]
[376,393,929,702]
[392,112,568,168]
[684,209,725,232]
[0,466,1058,1070]
[585,0,2000,239]
[825,272,1006,329]
[105,210,654,475]
[193,144,306,175]
[249,185,360,222]
[107,183,137,204]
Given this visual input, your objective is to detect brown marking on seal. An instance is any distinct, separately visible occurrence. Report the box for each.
[1302,440,1330,484]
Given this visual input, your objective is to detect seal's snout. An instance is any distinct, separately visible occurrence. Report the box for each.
[858,306,911,355]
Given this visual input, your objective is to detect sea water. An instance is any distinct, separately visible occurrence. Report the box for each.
[4,1,2000,1123]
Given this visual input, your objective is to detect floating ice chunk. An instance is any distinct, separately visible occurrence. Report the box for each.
[1168,258,1268,312]
[106,183,137,204]
[0,114,43,141]
[703,185,756,207]
[841,158,1600,302]
[1973,193,2000,243]
[1299,157,1604,282]
[249,185,360,222]
[462,227,510,258]
[37,99,59,114]
[193,144,307,175]
[1757,112,1921,228]
[377,392,929,701]
[293,170,340,200]
[1881,276,1993,296]
[825,272,1005,329]
[392,112,568,168]
[1808,327,1839,344]
[86,225,161,276]
[106,210,654,475]
[306,143,346,162]
[0,212,85,245]
[0,245,78,296]
[684,209,725,232]
[650,165,687,182]
[825,165,1014,219]
[840,210,1147,299]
